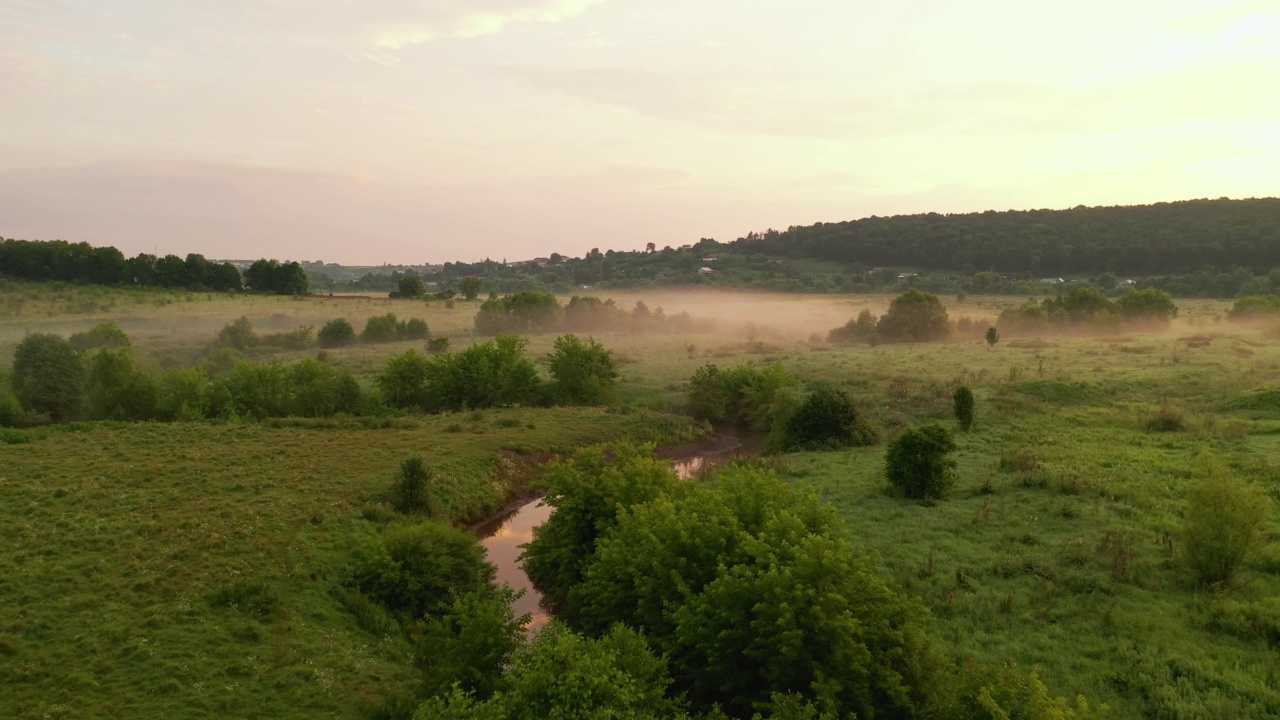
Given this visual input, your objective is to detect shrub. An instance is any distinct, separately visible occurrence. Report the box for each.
[886,424,957,500]
[547,334,619,405]
[778,384,877,451]
[398,317,429,341]
[391,456,434,515]
[1182,458,1271,587]
[827,308,878,345]
[878,289,950,342]
[216,316,259,350]
[11,333,85,422]
[1227,294,1280,320]
[985,326,999,347]
[350,521,495,618]
[426,337,450,354]
[259,325,314,350]
[317,318,356,348]
[954,385,975,431]
[1116,288,1177,324]
[68,322,131,353]
[1145,406,1185,432]
[361,313,400,344]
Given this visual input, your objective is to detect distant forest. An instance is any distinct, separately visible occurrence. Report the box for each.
[734,198,1280,275]
[5,198,1280,299]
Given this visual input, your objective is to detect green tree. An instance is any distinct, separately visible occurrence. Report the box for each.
[547,334,619,406]
[11,333,85,421]
[416,624,681,720]
[391,456,434,516]
[985,325,1000,348]
[398,274,427,298]
[886,424,957,499]
[877,290,950,342]
[317,317,356,348]
[418,588,530,700]
[85,349,157,421]
[1182,457,1271,587]
[778,384,876,451]
[459,276,483,301]
[474,292,562,336]
[350,521,495,619]
[521,444,678,613]
[954,385,975,431]
[561,464,946,718]
[377,350,432,409]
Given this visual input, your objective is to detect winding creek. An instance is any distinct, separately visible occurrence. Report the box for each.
[476,433,753,630]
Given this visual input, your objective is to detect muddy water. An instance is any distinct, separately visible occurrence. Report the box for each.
[476,434,754,632]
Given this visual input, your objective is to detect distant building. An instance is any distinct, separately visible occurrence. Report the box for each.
[698,267,716,274]
[701,256,717,262]
[897,273,917,281]
[1120,279,1138,286]
[1039,278,1065,284]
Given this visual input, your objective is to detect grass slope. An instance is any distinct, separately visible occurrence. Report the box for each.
[0,408,697,719]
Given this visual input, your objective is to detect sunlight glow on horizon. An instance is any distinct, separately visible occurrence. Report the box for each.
[0,0,1276,264]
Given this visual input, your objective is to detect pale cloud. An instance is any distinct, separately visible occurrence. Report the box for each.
[374,0,609,48]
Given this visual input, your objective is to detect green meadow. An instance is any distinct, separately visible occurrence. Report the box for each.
[3,281,1280,718]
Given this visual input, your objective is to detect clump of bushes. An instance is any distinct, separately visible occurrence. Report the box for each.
[1227,294,1280,320]
[886,423,957,500]
[997,287,1177,336]
[377,335,544,413]
[361,313,429,344]
[775,384,877,451]
[686,362,797,431]
[828,290,949,345]
[11,333,85,422]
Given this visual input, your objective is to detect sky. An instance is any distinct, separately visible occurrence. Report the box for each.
[1,0,1277,265]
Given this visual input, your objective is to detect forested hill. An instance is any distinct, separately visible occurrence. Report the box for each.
[734,198,1280,275]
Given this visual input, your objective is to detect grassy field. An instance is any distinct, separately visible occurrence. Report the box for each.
[0,409,699,719]
[3,282,1279,718]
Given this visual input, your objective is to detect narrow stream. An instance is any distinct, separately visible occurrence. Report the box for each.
[476,434,752,631]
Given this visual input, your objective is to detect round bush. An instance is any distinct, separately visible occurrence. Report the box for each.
[885,424,957,500]
[779,385,876,451]
[351,522,495,618]
[11,333,85,422]
[318,318,356,348]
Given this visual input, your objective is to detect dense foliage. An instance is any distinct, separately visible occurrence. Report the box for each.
[377,336,545,413]
[954,386,975,431]
[886,424,958,500]
[1181,457,1271,587]
[11,333,86,422]
[776,384,877,451]
[546,334,619,406]
[350,521,495,619]
[522,445,949,718]
[685,363,797,432]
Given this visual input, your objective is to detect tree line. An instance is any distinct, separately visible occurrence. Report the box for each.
[0,238,308,295]
[0,322,618,427]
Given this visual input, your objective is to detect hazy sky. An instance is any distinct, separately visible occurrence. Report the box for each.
[1,1,1276,264]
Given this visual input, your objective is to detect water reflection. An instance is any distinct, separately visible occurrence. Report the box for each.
[477,500,553,631]
[475,436,752,633]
